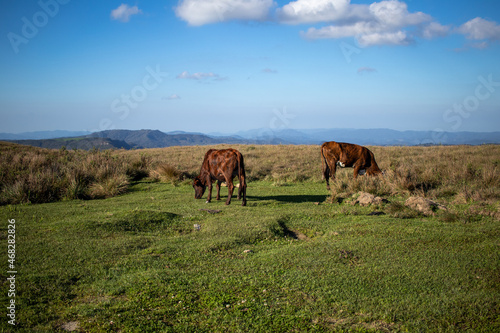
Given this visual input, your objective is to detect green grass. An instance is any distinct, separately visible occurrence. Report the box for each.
[1,179,499,332]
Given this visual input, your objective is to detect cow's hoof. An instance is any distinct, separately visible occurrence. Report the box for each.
[205,200,210,204]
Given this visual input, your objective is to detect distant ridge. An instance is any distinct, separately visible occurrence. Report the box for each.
[8,137,132,150]
[4,129,285,150]
[2,128,499,150]
[86,129,282,148]
[0,130,91,140]
[236,128,500,146]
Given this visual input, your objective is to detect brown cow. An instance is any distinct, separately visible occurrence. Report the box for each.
[321,141,382,190]
[193,148,247,206]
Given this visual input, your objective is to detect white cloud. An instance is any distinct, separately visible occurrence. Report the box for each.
[172,0,486,49]
[165,94,181,100]
[357,66,377,74]
[175,0,275,26]
[358,30,411,46]
[277,0,350,24]
[110,4,142,22]
[419,21,450,39]
[458,17,500,41]
[177,71,228,81]
[177,71,218,80]
[368,0,429,28]
[294,0,449,46]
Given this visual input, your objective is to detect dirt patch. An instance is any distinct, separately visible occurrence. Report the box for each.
[338,249,360,266]
[61,321,80,332]
[294,231,309,241]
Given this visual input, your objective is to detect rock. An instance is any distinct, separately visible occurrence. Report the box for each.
[404,196,447,216]
[352,191,389,206]
[243,249,253,254]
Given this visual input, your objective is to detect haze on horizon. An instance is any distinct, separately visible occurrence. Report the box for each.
[1,0,499,135]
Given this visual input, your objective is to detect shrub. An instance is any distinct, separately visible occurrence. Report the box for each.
[0,143,134,205]
[88,174,130,199]
[151,164,182,184]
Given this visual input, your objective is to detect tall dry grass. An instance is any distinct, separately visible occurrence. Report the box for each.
[2,142,499,208]
[329,145,500,205]
[128,144,499,205]
[0,143,148,205]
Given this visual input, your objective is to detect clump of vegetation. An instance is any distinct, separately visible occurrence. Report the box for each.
[327,145,499,208]
[0,142,148,205]
[150,163,182,185]
[2,142,499,211]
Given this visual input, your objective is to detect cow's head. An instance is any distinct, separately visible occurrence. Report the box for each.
[193,177,206,199]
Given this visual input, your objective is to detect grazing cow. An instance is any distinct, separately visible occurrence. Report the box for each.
[193,148,247,206]
[321,141,382,190]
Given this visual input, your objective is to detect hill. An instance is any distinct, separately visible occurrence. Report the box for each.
[8,137,132,150]
[86,129,264,148]
[235,128,500,145]
[0,130,91,140]
[4,128,500,150]
[7,129,287,150]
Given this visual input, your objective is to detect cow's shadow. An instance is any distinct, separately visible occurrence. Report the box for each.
[247,194,328,204]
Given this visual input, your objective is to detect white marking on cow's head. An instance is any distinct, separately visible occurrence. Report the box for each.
[337,161,346,168]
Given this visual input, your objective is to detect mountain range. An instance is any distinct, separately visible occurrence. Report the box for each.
[1,128,499,150]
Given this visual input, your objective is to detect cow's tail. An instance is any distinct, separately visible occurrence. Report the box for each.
[368,150,383,176]
[321,143,329,181]
[237,152,247,206]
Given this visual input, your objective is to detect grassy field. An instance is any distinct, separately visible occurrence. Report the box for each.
[0,143,499,332]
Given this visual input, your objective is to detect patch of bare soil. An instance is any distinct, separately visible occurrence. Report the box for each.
[61,321,80,332]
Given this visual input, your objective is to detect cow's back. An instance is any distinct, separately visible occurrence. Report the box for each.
[321,141,342,161]
[201,148,241,178]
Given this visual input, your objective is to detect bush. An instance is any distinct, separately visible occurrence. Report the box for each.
[0,143,136,205]
[150,164,182,185]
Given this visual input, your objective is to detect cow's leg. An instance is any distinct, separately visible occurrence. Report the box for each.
[326,161,337,190]
[323,161,331,190]
[206,179,213,203]
[216,180,221,200]
[353,165,361,179]
[239,175,247,206]
[225,179,234,205]
[241,183,247,206]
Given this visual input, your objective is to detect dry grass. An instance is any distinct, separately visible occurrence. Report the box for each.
[0,142,147,204]
[124,144,499,206]
[325,145,500,205]
[149,163,183,185]
[2,142,499,211]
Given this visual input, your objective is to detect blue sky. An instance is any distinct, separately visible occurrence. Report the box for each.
[1,0,499,134]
